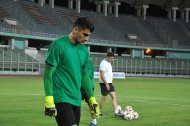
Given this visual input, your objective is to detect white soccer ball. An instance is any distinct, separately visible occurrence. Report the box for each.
[123,113,133,120]
[120,110,127,115]
[125,106,133,113]
[132,112,139,119]
[125,106,133,111]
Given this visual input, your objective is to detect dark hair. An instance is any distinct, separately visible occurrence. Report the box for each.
[107,52,114,57]
[73,17,94,33]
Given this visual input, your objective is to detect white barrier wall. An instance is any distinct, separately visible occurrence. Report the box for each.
[94,72,125,79]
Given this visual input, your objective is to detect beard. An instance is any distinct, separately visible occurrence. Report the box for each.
[75,41,80,45]
[75,40,85,45]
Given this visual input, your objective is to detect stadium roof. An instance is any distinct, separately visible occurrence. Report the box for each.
[93,0,190,8]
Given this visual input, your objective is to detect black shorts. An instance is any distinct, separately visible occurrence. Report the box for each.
[99,83,115,96]
[81,88,94,103]
[55,102,80,126]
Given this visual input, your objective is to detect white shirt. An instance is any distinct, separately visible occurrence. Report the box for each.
[99,59,113,83]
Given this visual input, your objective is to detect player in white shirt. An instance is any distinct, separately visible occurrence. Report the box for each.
[99,52,121,116]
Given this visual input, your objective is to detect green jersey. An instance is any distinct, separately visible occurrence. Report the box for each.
[45,36,90,106]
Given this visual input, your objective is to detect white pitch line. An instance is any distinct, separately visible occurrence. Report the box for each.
[1,93,190,107]
[95,95,190,107]
[132,99,190,107]
[96,94,190,102]
[0,93,44,96]
[127,96,190,102]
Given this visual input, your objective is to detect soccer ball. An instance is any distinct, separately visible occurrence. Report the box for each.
[122,105,139,120]
[123,113,133,120]
[125,106,133,111]
[125,106,134,113]
[120,110,127,115]
[132,112,139,119]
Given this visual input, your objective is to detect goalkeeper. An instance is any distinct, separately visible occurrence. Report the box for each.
[81,58,98,126]
[44,17,100,126]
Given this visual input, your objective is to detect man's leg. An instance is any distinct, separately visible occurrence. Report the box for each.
[99,83,108,111]
[55,102,78,126]
[99,96,106,110]
[73,105,81,126]
[108,83,118,111]
[108,83,123,116]
[109,91,118,111]
[98,95,107,116]
[109,91,123,117]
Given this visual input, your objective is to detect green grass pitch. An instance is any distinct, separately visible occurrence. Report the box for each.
[0,77,190,126]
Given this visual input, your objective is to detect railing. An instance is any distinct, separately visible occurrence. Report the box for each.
[0,50,190,77]
[0,50,41,75]
[91,54,190,78]
[0,27,60,38]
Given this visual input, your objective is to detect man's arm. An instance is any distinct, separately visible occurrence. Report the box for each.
[81,69,100,118]
[100,70,110,91]
[81,69,93,97]
[44,63,56,96]
[44,63,57,117]
[100,70,107,85]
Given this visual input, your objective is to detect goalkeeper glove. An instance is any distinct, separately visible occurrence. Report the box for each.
[89,96,100,119]
[44,96,57,117]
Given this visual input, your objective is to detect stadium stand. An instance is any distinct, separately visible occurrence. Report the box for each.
[0,0,190,77]
[0,6,9,19]
[0,0,190,48]
[145,17,190,47]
